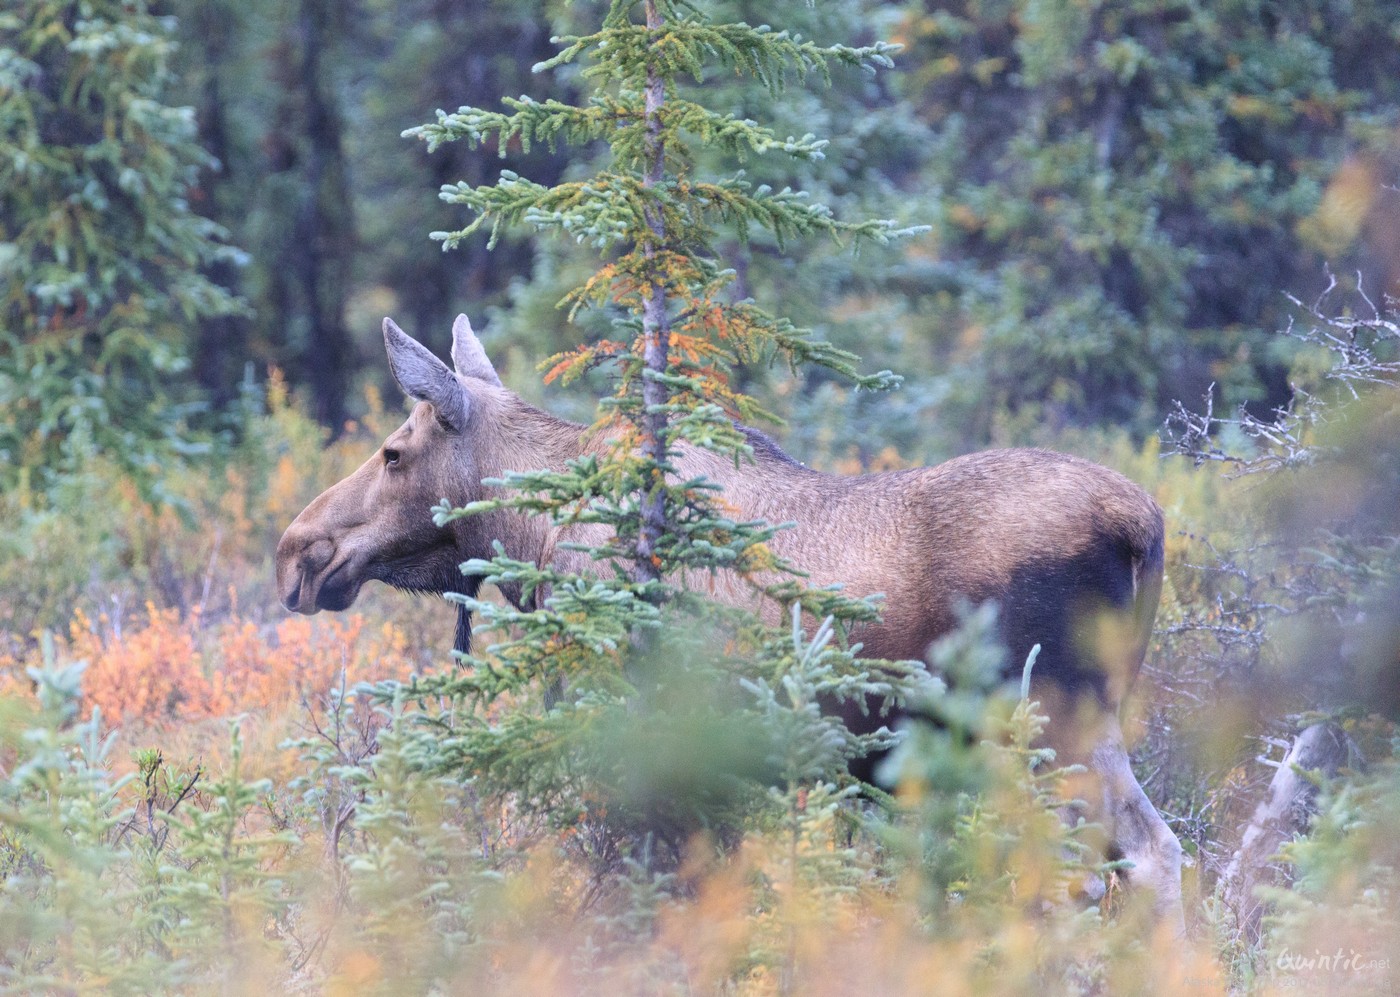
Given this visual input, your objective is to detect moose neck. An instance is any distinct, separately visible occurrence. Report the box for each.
[450,391,590,607]
[448,394,819,612]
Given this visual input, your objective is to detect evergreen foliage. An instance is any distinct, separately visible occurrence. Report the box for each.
[152,722,292,985]
[382,0,926,865]
[0,0,242,496]
[1263,740,1400,992]
[879,606,1101,928]
[488,0,942,462]
[0,655,149,992]
[22,0,1384,473]
[900,0,1400,445]
[289,692,501,990]
[0,652,288,991]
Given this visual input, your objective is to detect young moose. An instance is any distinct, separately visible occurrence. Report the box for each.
[277,315,1185,931]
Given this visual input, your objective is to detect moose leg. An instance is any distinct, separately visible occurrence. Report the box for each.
[1085,723,1185,934]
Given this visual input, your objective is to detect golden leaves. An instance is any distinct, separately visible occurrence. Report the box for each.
[1297,156,1381,258]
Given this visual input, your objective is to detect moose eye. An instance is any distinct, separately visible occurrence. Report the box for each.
[384,448,401,468]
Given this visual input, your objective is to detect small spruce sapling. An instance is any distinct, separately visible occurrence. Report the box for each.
[385,0,926,871]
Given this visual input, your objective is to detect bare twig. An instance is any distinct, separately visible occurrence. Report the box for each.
[1163,278,1399,476]
[196,528,223,626]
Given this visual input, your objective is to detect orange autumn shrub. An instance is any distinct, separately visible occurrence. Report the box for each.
[0,606,424,726]
[207,614,419,716]
[0,642,31,701]
[71,605,212,721]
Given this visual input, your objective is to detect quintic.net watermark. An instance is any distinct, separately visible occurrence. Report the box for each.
[1275,947,1391,974]
[1270,946,1393,990]
[1183,946,1394,992]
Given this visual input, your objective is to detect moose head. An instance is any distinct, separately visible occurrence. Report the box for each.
[276,315,579,626]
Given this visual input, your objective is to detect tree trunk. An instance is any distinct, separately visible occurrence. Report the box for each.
[1219,722,1360,942]
[634,0,670,588]
[293,0,354,430]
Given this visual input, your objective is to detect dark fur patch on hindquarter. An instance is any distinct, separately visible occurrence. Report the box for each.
[999,540,1140,706]
[835,539,1149,786]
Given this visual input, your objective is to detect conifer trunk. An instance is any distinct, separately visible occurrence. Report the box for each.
[635,0,671,588]
[292,0,354,432]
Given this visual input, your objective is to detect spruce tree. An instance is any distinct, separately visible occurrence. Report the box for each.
[898,0,1400,446]
[485,1,940,464]
[0,0,243,496]
[385,0,926,864]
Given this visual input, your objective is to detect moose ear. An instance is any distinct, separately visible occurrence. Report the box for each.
[383,317,469,432]
[450,313,502,386]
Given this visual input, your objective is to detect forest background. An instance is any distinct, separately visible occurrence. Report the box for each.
[2,0,1400,993]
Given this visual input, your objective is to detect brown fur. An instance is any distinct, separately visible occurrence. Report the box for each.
[276,316,1185,931]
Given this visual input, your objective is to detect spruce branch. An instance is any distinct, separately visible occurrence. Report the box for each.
[407,95,830,164]
[539,21,898,94]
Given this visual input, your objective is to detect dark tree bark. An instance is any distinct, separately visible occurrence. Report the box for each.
[191,69,251,410]
[290,0,355,430]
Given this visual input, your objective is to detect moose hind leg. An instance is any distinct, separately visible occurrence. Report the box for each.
[1089,725,1185,934]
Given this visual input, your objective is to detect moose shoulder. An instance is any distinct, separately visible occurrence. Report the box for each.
[276,315,1184,931]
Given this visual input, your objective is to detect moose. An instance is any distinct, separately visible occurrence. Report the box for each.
[277,315,1185,931]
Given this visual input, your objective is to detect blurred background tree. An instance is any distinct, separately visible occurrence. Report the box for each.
[168,0,576,427]
[898,0,1400,447]
[0,0,243,497]
[174,0,360,427]
[9,0,1396,484]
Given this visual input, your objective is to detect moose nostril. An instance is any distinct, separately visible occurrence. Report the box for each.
[305,538,335,573]
[276,532,332,613]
